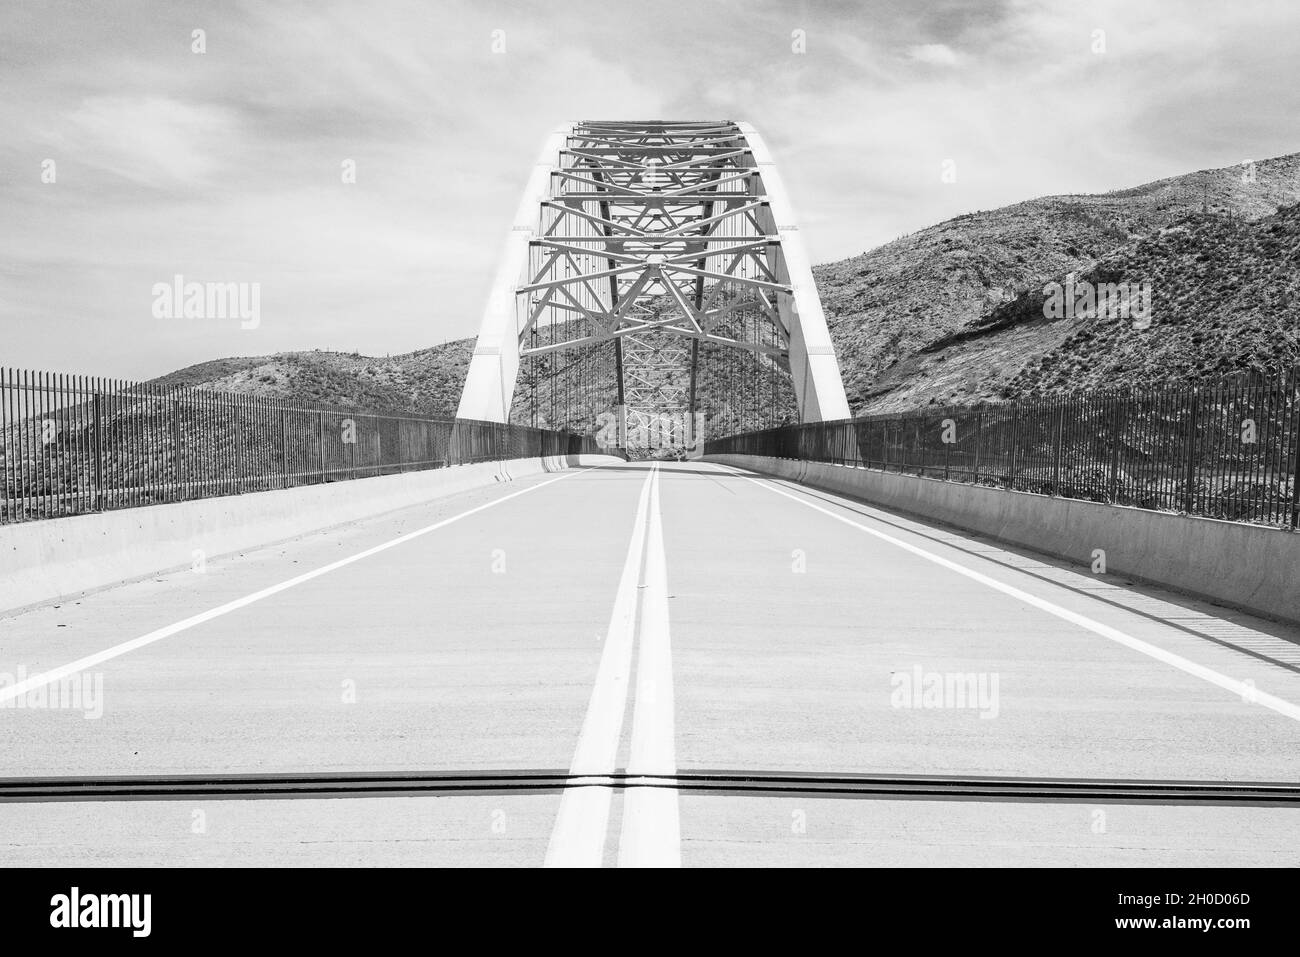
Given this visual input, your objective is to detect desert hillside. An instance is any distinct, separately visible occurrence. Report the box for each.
[862,202,1300,410]
[815,152,1300,412]
[149,340,474,417]
[149,151,1300,423]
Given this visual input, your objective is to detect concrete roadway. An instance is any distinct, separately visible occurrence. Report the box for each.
[1,460,1298,866]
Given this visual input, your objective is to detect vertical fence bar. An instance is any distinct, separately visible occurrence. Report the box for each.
[76,375,86,515]
[1008,405,1019,490]
[1051,401,1064,495]
[281,405,290,488]
[943,412,951,481]
[1184,389,1199,514]
[36,370,45,516]
[54,372,63,517]
[1108,395,1122,502]
[4,369,11,520]
[235,390,245,493]
[22,369,32,519]
[172,397,183,500]
[35,369,45,519]
[2,368,8,521]
[92,384,104,512]
[23,369,33,519]
[1256,376,1270,524]
[318,410,326,483]
[1290,366,1300,529]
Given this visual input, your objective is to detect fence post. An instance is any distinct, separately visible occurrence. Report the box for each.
[171,399,183,498]
[1289,369,1300,530]
[943,414,951,481]
[281,408,289,487]
[1291,367,1300,529]
[1051,403,1065,495]
[1108,398,1123,502]
[973,409,982,483]
[318,410,326,482]
[1184,390,1199,514]
[92,392,104,511]
[1008,406,1019,488]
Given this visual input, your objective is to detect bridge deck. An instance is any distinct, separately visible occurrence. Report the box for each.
[2,461,1298,866]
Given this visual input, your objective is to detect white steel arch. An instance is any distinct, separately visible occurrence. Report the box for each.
[456,120,851,425]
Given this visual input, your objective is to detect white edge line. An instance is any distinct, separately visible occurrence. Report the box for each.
[0,466,601,705]
[709,462,1300,724]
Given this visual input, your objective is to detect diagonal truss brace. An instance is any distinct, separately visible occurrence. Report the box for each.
[456,120,850,425]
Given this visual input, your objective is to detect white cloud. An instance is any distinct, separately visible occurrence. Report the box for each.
[55,96,240,189]
[905,43,960,66]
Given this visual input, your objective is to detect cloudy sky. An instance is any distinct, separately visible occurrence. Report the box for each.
[2,0,1297,380]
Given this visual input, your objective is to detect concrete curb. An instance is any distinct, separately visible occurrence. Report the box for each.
[706,453,1300,627]
[0,454,619,616]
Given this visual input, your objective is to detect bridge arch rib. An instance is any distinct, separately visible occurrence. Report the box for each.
[455,120,851,429]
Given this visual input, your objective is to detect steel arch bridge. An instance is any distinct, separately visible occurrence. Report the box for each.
[456,120,850,451]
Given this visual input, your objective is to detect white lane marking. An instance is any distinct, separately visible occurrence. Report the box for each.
[544,466,655,868]
[710,462,1300,723]
[0,466,599,706]
[619,463,682,868]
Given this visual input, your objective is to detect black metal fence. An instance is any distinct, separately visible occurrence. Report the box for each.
[0,368,598,524]
[706,369,1300,528]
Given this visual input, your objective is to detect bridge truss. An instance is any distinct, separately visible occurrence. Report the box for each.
[457,120,850,450]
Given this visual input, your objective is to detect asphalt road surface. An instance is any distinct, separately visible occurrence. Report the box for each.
[2,460,1298,866]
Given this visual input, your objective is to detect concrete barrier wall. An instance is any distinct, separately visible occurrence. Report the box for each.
[0,454,619,615]
[706,453,1300,626]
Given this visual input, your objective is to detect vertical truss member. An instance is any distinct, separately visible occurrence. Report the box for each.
[457,120,851,436]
